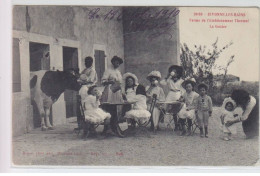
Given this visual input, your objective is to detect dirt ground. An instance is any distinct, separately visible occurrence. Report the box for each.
[12,107,259,167]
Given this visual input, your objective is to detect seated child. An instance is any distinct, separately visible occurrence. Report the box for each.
[178,78,199,136]
[146,71,166,132]
[125,85,151,124]
[220,97,243,141]
[82,85,111,124]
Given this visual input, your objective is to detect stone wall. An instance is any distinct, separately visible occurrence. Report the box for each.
[123,7,180,87]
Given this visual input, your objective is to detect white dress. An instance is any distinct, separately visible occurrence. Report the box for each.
[83,95,111,124]
[101,68,123,103]
[178,91,199,120]
[125,94,151,122]
[161,78,185,101]
[146,85,166,128]
[220,108,243,134]
[79,85,89,103]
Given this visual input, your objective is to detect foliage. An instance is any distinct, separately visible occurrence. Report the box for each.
[211,81,259,106]
[180,38,234,93]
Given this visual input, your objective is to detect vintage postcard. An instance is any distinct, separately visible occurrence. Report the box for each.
[11,4,259,168]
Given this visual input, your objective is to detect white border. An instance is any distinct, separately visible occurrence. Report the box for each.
[1,0,260,173]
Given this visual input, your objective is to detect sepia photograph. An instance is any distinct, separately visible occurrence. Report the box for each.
[10,4,259,167]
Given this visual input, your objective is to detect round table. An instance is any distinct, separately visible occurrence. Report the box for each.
[156,101,184,130]
[100,102,134,137]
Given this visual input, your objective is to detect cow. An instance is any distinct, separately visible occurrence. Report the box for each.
[30,69,81,131]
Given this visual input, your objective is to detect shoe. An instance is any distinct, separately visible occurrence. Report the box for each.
[224,137,230,141]
[204,127,208,138]
[186,131,191,136]
[199,127,204,138]
[180,130,186,136]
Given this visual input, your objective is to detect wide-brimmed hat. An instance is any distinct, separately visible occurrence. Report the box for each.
[222,97,237,109]
[111,56,123,65]
[197,82,209,91]
[123,72,139,85]
[182,78,196,88]
[146,71,162,80]
[168,65,183,77]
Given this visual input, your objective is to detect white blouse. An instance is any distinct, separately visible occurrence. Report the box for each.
[82,95,100,110]
[160,78,185,94]
[101,68,123,84]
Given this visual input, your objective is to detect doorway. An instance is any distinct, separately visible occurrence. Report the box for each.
[63,46,78,118]
[29,42,51,127]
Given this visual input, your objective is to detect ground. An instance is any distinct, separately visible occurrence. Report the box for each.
[12,107,259,166]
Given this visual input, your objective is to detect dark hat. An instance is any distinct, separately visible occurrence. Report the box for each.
[111,56,123,65]
[197,83,209,91]
[168,65,183,77]
[181,78,196,88]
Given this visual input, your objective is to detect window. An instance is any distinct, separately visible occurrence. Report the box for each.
[29,42,50,71]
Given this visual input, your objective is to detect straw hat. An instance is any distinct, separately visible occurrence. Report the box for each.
[123,72,139,85]
[146,71,162,80]
[197,82,209,91]
[182,78,196,88]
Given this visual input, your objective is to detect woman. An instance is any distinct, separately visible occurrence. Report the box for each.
[100,56,124,136]
[160,65,185,131]
[226,89,259,139]
[101,56,124,103]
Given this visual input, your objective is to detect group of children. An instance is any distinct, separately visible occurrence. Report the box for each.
[78,56,241,141]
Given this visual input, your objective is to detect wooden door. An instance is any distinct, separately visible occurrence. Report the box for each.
[63,46,78,118]
[94,50,106,86]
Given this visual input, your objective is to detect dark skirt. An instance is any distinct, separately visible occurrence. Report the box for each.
[242,97,259,138]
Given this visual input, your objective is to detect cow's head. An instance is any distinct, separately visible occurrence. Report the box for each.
[59,69,81,91]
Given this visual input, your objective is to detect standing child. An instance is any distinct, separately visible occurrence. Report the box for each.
[193,83,212,138]
[125,85,151,124]
[82,85,111,137]
[220,97,243,141]
[160,65,185,131]
[146,71,166,132]
[178,78,199,136]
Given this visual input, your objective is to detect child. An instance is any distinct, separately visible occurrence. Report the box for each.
[160,65,185,131]
[193,83,212,138]
[82,85,111,124]
[178,78,199,136]
[125,85,151,124]
[146,71,166,132]
[220,97,243,141]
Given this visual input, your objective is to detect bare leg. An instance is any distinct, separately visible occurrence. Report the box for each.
[45,108,54,130]
[34,98,47,131]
